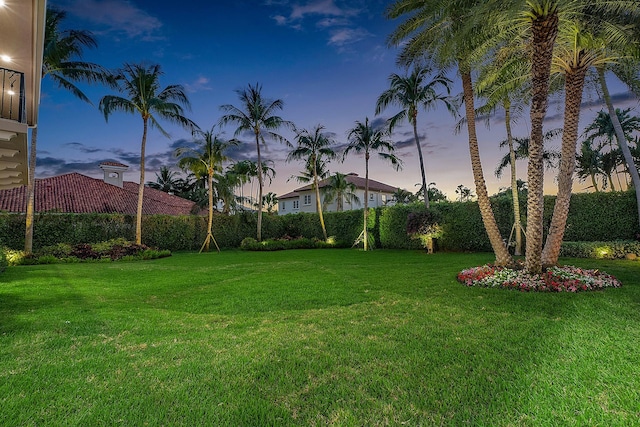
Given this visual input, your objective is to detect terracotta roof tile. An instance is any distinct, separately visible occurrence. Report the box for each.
[0,173,197,215]
[99,161,129,168]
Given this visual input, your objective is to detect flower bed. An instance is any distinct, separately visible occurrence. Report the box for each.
[457,264,622,292]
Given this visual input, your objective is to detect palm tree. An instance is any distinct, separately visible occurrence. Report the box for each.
[24,6,113,253]
[289,156,330,186]
[323,172,360,211]
[391,188,416,204]
[599,149,622,191]
[455,185,474,202]
[575,139,603,191]
[147,166,180,193]
[597,71,640,227]
[495,131,562,178]
[386,0,514,267]
[344,118,402,250]
[287,125,337,241]
[261,192,279,214]
[584,108,640,187]
[474,49,531,256]
[427,182,447,202]
[219,83,293,241]
[541,10,639,267]
[99,63,195,245]
[375,66,454,209]
[215,168,243,214]
[175,126,238,252]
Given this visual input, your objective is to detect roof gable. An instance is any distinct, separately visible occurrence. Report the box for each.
[287,174,398,195]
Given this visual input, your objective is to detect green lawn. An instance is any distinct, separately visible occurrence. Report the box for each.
[1,249,639,426]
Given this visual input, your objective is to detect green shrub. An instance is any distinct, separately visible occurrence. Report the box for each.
[560,241,640,259]
[240,237,335,251]
[140,249,172,260]
[0,191,637,253]
[36,255,59,264]
[379,203,425,249]
[0,247,7,273]
[37,243,72,258]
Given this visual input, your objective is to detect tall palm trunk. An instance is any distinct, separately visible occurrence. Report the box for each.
[255,131,264,241]
[204,170,214,252]
[504,101,522,256]
[461,68,512,266]
[541,66,587,267]
[24,126,38,254]
[136,117,148,245]
[525,11,558,274]
[607,172,616,191]
[590,173,600,192]
[363,152,370,251]
[412,111,429,209]
[313,156,328,241]
[598,67,640,228]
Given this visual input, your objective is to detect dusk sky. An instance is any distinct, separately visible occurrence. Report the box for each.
[36,0,638,202]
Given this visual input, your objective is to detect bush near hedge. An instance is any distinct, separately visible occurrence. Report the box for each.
[4,238,171,266]
[240,236,337,251]
[560,241,640,259]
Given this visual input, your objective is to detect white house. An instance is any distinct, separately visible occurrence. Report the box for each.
[278,173,398,215]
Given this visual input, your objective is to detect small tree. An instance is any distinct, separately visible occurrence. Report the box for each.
[176,126,238,252]
[344,118,402,250]
[287,125,337,240]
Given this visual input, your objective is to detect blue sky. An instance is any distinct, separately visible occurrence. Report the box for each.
[37,0,638,201]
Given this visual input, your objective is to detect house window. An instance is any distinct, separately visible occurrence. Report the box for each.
[293,200,299,209]
[381,194,387,203]
[303,194,312,205]
[369,193,375,201]
[281,202,285,210]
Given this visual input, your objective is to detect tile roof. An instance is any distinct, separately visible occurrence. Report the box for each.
[99,161,129,168]
[0,172,197,215]
[284,174,398,196]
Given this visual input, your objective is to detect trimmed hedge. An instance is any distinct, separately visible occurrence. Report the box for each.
[1,190,637,253]
[560,240,640,259]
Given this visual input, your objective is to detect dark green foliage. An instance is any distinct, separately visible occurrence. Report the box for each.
[378,203,425,249]
[240,236,334,251]
[142,215,203,251]
[323,210,364,247]
[6,238,170,265]
[0,247,7,273]
[278,212,324,240]
[552,192,639,241]
[560,241,640,259]
[0,191,637,252]
[432,202,492,252]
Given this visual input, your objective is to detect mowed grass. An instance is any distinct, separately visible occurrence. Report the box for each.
[1,250,639,426]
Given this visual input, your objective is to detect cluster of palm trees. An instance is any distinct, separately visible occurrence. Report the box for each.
[387,0,640,273]
[29,3,640,265]
[576,108,640,192]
